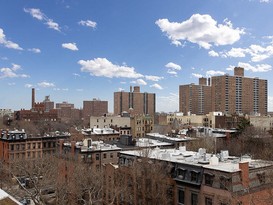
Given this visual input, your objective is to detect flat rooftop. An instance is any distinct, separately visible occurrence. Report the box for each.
[120,147,273,173]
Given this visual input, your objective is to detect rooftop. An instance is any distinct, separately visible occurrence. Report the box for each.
[120,147,273,173]
[63,139,122,152]
[147,133,195,142]
[82,128,119,135]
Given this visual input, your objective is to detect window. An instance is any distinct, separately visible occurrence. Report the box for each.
[191,171,199,183]
[110,153,114,158]
[177,168,186,180]
[103,153,107,158]
[96,154,100,160]
[220,176,231,190]
[257,172,266,184]
[205,197,212,205]
[178,189,184,204]
[191,193,198,205]
[10,144,14,151]
[204,173,214,186]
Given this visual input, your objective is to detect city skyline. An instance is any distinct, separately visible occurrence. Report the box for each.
[1,0,273,112]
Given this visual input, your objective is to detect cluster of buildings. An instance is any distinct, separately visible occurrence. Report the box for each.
[179,67,268,116]
[1,66,273,204]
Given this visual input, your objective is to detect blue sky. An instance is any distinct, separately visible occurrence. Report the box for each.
[1,0,273,113]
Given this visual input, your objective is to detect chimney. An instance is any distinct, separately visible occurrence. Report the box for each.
[130,86,132,93]
[199,77,207,86]
[31,88,35,109]
[234,67,244,77]
[59,139,64,153]
[71,141,76,154]
[208,78,211,86]
[239,161,249,188]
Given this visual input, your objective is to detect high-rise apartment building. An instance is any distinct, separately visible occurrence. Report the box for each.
[114,86,155,116]
[179,77,212,115]
[211,67,267,115]
[179,67,268,116]
[83,99,108,119]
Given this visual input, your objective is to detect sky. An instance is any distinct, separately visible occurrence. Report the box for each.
[1,0,273,113]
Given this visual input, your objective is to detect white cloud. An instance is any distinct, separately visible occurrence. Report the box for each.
[260,0,270,3]
[156,14,244,49]
[150,83,163,90]
[226,48,246,58]
[192,73,203,78]
[237,62,272,72]
[78,58,143,78]
[0,64,29,79]
[118,88,125,91]
[28,48,41,53]
[24,8,44,20]
[24,8,61,32]
[76,89,83,92]
[206,70,226,77]
[165,62,181,76]
[165,62,181,70]
[0,28,23,50]
[45,19,61,31]
[78,20,97,28]
[208,50,219,57]
[38,81,55,88]
[25,84,34,88]
[73,73,80,77]
[62,43,79,51]
[131,79,147,85]
[8,82,16,86]
[167,70,178,75]
[11,63,21,71]
[145,75,164,81]
[214,43,273,62]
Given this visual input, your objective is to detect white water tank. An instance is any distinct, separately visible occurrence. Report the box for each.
[210,155,219,165]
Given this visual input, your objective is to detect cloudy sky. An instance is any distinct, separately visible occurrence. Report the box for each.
[1,0,273,112]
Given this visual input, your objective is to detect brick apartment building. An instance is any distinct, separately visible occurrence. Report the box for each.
[114,86,155,116]
[59,138,121,170]
[179,77,212,115]
[179,67,268,116]
[83,99,108,125]
[56,101,81,123]
[0,129,70,163]
[105,147,273,205]
[131,114,154,138]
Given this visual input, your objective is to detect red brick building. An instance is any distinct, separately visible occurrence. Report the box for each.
[179,67,268,116]
[114,86,155,116]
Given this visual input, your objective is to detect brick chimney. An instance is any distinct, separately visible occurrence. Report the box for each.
[31,88,35,110]
[239,161,249,188]
[71,141,76,154]
[59,139,64,153]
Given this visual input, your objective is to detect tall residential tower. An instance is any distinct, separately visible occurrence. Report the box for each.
[114,86,155,116]
[179,67,268,116]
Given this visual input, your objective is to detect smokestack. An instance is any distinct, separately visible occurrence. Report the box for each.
[31,88,35,109]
